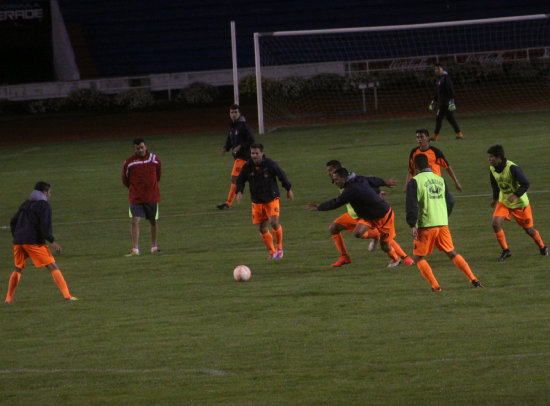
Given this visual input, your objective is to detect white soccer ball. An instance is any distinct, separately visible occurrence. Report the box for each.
[233,265,251,281]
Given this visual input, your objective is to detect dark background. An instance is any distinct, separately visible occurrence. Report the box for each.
[56,0,550,79]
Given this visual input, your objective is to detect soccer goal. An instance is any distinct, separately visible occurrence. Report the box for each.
[253,14,550,133]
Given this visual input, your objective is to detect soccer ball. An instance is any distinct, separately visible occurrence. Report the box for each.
[233,265,251,281]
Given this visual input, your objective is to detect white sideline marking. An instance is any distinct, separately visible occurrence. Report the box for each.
[0,368,230,376]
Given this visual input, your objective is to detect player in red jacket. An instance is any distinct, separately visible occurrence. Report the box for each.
[122,138,162,256]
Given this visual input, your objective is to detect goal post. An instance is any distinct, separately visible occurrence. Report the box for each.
[253,14,550,134]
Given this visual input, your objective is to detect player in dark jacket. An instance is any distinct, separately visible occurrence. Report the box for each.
[217,104,255,210]
[236,143,293,259]
[308,168,402,266]
[5,181,77,303]
[429,63,464,141]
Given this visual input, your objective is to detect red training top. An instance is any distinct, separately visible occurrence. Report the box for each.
[122,152,162,204]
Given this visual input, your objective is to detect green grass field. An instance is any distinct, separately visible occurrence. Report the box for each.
[1,110,549,405]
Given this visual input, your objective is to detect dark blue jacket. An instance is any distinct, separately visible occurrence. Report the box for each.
[318,174,390,220]
[434,71,455,106]
[236,156,292,203]
[10,191,55,244]
[224,116,255,161]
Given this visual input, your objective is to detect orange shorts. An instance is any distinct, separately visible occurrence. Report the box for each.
[367,208,396,242]
[13,244,55,269]
[252,198,280,224]
[333,212,369,232]
[493,202,533,228]
[413,226,454,256]
[231,158,247,177]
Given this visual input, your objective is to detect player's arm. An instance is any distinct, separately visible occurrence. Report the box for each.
[235,162,250,197]
[405,179,419,229]
[489,172,499,207]
[445,166,462,192]
[122,162,130,187]
[510,165,530,199]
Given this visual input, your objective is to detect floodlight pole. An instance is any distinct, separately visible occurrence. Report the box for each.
[231,21,239,105]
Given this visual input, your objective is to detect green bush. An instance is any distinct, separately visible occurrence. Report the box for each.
[66,88,112,111]
[175,82,219,105]
[114,88,155,111]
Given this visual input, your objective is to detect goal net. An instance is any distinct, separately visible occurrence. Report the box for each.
[253,15,550,133]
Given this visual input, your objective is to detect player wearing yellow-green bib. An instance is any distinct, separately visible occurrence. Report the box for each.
[406,154,481,292]
[487,145,548,261]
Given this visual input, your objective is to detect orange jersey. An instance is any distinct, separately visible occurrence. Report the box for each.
[408,146,450,177]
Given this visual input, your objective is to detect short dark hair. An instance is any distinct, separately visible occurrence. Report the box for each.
[416,129,430,137]
[133,138,145,145]
[326,160,342,169]
[333,167,349,178]
[251,143,264,152]
[34,181,51,193]
[413,154,429,171]
[487,145,505,159]
[230,104,240,111]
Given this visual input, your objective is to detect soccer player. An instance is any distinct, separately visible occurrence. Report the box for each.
[5,182,77,303]
[235,143,294,259]
[325,160,413,267]
[429,63,464,141]
[487,145,548,261]
[404,129,462,215]
[122,138,162,256]
[406,155,482,292]
[217,104,255,210]
[308,167,403,267]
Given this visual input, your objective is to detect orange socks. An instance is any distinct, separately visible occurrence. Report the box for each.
[331,233,349,257]
[531,230,545,249]
[226,184,237,207]
[260,231,276,254]
[385,247,399,262]
[494,230,508,250]
[416,259,440,290]
[452,254,477,282]
[272,226,283,250]
[390,240,407,259]
[51,269,71,299]
[5,271,21,303]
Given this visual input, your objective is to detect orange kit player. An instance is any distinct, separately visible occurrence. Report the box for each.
[325,160,413,268]
[217,104,255,210]
[5,182,77,303]
[487,144,548,261]
[406,154,482,292]
[236,143,294,259]
[308,167,404,268]
[404,129,462,215]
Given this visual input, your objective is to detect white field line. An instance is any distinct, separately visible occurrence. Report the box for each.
[1,351,549,375]
[0,368,230,376]
[1,190,549,230]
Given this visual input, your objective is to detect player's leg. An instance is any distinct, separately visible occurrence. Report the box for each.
[446,111,463,139]
[432,110,444,141]
[439,227,481,287]
[46,262,76,301]
[127,205,144,256]
[146,203,161,253]
[254,203,276,258]
[413,229,440,291]
[6,246,27,303]
[389,239,414,265]
[512,205,548,255]
[492,203,511,261]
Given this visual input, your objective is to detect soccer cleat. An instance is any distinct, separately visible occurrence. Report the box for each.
[125,249,140,257]
[275,249,284,259]
[430,134,439,142]
[431,287,442,292]
[471,280,483,288]
[332,255,351,267]
[268,251,282,260]
[403,256,414,266]
[540,246,548,256]
[217,203,230,210]
[456,135,464,140]
[497,249,511,262]
[368,238,379,252]
[65,296,79,302]
[151,247,163,254]
[387,258,401,268]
